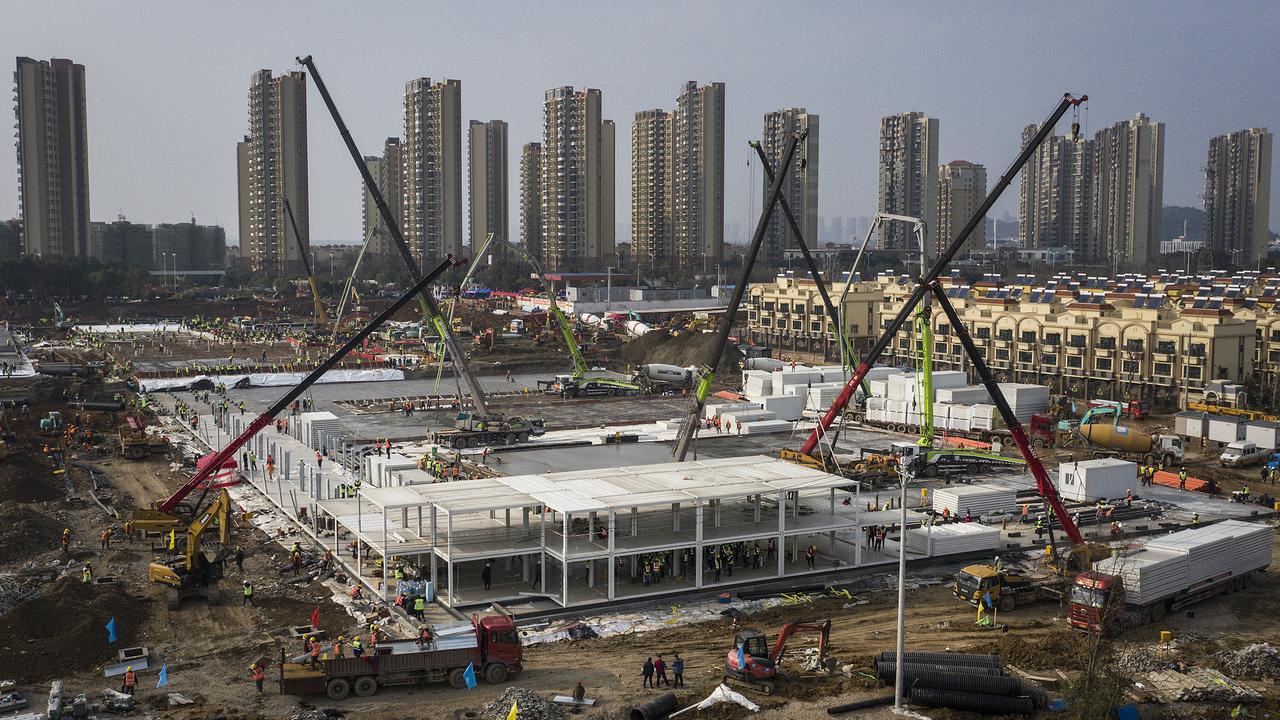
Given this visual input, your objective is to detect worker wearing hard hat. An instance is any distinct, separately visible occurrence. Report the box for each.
[249,663,265,694]
[122,666,137,695]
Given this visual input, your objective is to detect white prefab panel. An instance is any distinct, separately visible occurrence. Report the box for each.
[1208,418,1247,443]
[866,397,888,411]
[905,523,1000,556]
[1244,423,1280,451]
[1056,459,1138,502]
[932,403,953,420]
[740,420,793,435]
[706,403,761,418]
[937,386,992,404]
[949,405,973,422]
[760,394,808,421]
[722,410,776,424]
[868,380,888,398]
[932,485,1018,516]
[1093,548,1189,605]
[865,366,905,382]
[931,371,969,390]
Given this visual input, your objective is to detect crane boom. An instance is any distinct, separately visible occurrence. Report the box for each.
[154,255,458,514]
[672,129,803,461]
[297,54,490,418]
[284,199,326,328]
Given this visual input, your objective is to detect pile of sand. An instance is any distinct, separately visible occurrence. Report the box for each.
[617,330,744,376]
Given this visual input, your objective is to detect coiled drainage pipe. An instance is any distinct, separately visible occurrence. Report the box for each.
[875,651,1003,666]
[628,692,677,720]
[910,687,1035,715]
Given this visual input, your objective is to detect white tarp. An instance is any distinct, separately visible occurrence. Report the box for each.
[138,368,404,392]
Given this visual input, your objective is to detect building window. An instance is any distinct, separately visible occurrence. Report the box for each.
[1067,356,1083,369]
[995,349,1009,360]
[937,323,950,336]
[778,303,789,313]
[997,329,1013,341]
[1044,333,1061,345]
[762,302,774,312]
[976,327,991,340]
[1185,366,1202,379]
[1070,334,1086,347]
[791,320,802,330]
[1020,331,1036,343]
[1156,340,1176,354]
[849,325,859,335]
[1189,343,1206,357]
[935,342,948,354]
[1098,337,1116,350]
[1122,360,1140,374]
[811,322,821,332]
[1096,358,1112,371]
[812,306,823,317]
[760,318,771,327]
[1018,351,1033,363]
[1269,351,1280,363]
[795,304,805,315]
[1154,362,1171,376]
[1124,340,1144,352]
[1042,354,1057,365]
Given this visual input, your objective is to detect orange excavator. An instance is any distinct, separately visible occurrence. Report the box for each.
[723,619,832,694]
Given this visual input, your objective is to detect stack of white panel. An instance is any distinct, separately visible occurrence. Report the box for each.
[813,365,848,383]
[865,366,906,382]
[905,523,1000,556]
[969,404,999,430]
[937,386,992,404]
[946,404,974,432]
[772,369,824,389]
[722,409,776,424]
[783,381,843,397]
[759,394,807,421]
[886,374,917,401]
[996,383,1050,422]
[807,384,844,411]
[932,485,1018,517]
[1191,520,1272,576]
[740,419,792,435]
[867,379,889,398]
[742,370,774,398]
[1092,548,1188,605]
[297,411,342,449]
[706,403,761,419]
[1147,532,1235,587]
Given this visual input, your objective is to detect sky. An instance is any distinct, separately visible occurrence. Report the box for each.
[2,1,1279,245]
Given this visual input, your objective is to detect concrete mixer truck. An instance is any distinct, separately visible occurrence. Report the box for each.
[1077,423,1184,467]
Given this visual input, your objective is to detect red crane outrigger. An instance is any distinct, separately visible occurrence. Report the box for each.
[144,255,460,518]
[800,94,1088,546]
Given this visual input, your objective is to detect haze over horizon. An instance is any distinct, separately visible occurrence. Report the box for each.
[2,1,1277,245]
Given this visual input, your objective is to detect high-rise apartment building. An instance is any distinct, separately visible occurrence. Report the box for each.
[878,112,938,257]
[761,108,818,267]
[630,109,670,274]
[1091,114,1164,269]
[238,69,308,277]
[1019,125,1094,257]
[520,142,543,260]
[670,81,726,271]
[1204,127,1273,266]
[937,161,987,248]
[403,78,463,267]
[14,57,90,258]
[468,120,508,255]
[361,137,403,258]
[540,87,614,271]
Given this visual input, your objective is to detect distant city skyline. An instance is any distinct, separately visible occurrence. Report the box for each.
[3,2,1279,247]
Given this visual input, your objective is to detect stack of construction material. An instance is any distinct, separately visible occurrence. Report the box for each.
[742,370,773,397]
[945,404,974,431]
[296,411,342,449]
[969,404,999,430]
[1057,458,1137,502]
[873,651,1040,715]
[740,419,792,435]
[721,409,775,425]
[932,485,1018,517]
[759,394,806,421]
[771,368,824,390]
[937,386,992,404]
[706,403,761,419]
[806,384,844,411]
[1093,546,1188,605]
[1146,532,1234,587]
[904,523,1001,557]
[1191,520,1272,577]
[996,384,1050,422]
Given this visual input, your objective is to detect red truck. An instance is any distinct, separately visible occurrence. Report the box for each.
[279,614,523,700]
[1087,398,1150,419]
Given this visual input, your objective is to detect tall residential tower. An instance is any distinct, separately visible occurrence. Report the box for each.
[238,69,308,277]
[519,142,543,260]
[670,81,726,271]
[761,108,818,266]
[878,111,938,256]
[937,161,986,248]
[14,57,90,258]
[403,78,463,266]
[630,109,670,274]
[1204,127,1273,266]
[1091,113,1165,269]
[468,120,509,255]
[540,87,614,271]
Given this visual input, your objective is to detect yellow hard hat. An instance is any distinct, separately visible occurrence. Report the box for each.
[126,666,133,671]
[338,635,345,641]
[249,663,257,669]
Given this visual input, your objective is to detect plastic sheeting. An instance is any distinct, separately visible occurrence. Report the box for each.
[138,368,404,392]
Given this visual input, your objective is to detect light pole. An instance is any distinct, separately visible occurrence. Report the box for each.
[329,252,334,278]
[606,266,614,313]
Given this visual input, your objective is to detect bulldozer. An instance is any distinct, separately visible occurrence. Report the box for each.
[147,488,234,609]
[779,448,896,484]
[723,619,832,694]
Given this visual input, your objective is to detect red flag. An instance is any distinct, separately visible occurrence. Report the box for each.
[310,606,320,629]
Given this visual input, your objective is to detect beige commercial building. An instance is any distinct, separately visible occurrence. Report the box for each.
[747,274,883,360]
[761,108,819,267]
[238,69,309,277]
[1092,114,1164,270]
[630,109,670,274]
[15,57,90,258]
[403,78,463,266]
[540,87,614,271]
[937,161,986,248]
[519,143,543,260]
[878,112,938,257]
[468,120,508,256]
[1204,128,1273,266]
[671,81,726,271]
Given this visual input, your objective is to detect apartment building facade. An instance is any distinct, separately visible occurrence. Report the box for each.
[360,137,403,259]
[761,108,819,267]
[1019,125,1093,257]
[468,120,508,255]
[670,81,726,271]
[403,78,463,266]
[519,142,543,260]
[746,274,882,360]
[878,112,938,257]
[238,69,308,277]
[1091,114,1165,270]
[15,57,90,258]
[540,87,615,271]
[630,109,670,274]
[937,161,986,248]
[1204,128,1273,266]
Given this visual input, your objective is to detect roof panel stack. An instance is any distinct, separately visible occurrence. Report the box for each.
[905,523,1001,556]
[932,485,1018,517]
[995,384,1050,422]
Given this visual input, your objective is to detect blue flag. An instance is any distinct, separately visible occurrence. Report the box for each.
[463,662,477,690]
[738,645,746,669]
[982,592,993,608]
[156,664,169,688]
[106,617,118,644]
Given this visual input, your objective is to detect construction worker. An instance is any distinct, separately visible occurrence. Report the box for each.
[168,529,177,554]
[60,528,70,554]
[81,562,93,583]
[1191,512,1200,527]
[417,624,434,648]
[413,594,426,620]
[122,666,137,695]
[99,528,110,550]
[1178,466,1188,491]
[123,520,133,544]
[333,636,346,658]
[1243,484,1251,501]
[250,663,265,695]
[993,555,1003,572]
[308,636,321,669]
[351,637,364,658]
[242,580,254,606]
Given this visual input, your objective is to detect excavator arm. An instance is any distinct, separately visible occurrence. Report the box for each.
[184,489,232,570]
[770,619,831,666]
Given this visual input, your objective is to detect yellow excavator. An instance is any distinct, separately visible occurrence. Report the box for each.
[147,488,234,609]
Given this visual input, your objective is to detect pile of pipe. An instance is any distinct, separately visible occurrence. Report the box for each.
[874,651,1046,715]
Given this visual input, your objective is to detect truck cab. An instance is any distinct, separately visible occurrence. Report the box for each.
[953,564,1041,612]
[476,614,523,675]
[1153,434,1185,464]
[1221,441,1267,468]
[1069,571,1124,635]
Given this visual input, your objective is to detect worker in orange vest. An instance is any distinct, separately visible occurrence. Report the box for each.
[308,636,321,669]
[121,666,137,695]
[250,663,265,694]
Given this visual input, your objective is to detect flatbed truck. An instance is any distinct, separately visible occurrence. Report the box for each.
[279,614,523,699]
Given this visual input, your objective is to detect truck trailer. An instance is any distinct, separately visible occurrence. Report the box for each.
[279,614,523,699]
[1069,520,1271,635]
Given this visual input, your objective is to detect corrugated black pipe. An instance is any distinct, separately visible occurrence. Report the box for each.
[628,692,678,720]
[876,651,1002,666]
[827,695,894,715]
[910,687,1035,715]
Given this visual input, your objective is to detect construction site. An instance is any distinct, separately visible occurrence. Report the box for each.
[3,86,1280,720]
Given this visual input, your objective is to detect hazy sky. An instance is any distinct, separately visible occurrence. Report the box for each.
[3,1,1278,244]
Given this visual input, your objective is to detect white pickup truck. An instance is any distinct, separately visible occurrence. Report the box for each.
[1221,441,1269,468]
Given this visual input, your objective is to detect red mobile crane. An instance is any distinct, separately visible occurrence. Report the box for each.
[798,94,1089,548]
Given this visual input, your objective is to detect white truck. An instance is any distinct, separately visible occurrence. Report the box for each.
[1220,441,1269,468]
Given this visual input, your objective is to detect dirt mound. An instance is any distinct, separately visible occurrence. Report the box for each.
[0,577,148,681]
[0,452,63,503]
[968,630,1092,671]
[481,687,564,720]
[617,330,745,376]
[0,506,60,562]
